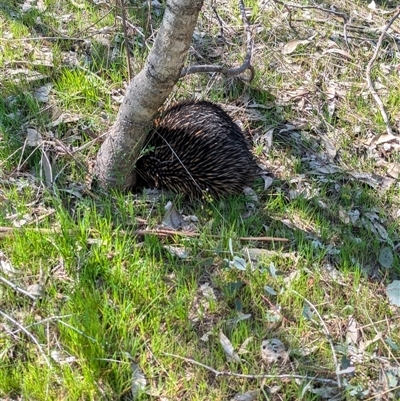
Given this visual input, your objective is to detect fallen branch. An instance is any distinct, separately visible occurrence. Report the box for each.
[163,352,338,385]
[0,225,289,242]
[0,226,58,238]
[132,229,289,242]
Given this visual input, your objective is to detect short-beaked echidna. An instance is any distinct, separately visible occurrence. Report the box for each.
[135,100,257,198]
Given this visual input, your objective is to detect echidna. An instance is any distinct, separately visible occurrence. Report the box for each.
[135,100,257,198]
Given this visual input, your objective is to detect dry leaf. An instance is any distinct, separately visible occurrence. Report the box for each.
[27,283,44,298]
[282,39,310,55]
[163,245,189,259]
[386,162,400,179]
[200,283,217,300]
[41,148,53,187]
[34,83,52,102]
[237,337,253,355]
[346,316,360,345]
[26,128,42,147]
[162,201,184,229]
[51,350,77,365]
[0,251,19,276]
[261,174,273,190]
[220,331,241,362]
[230,390,260,401]
[131,363,147,400]
[323,48,352,59]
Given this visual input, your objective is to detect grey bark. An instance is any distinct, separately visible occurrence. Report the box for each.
[94,0,204,190]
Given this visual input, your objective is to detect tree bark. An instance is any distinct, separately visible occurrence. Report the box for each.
[94,0,204,190]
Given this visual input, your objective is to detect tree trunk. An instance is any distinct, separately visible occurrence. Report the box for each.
[94,0,204,190]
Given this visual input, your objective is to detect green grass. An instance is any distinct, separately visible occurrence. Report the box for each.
[1,0,400,400]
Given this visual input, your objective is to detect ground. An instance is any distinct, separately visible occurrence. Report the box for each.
[0,0,400,400]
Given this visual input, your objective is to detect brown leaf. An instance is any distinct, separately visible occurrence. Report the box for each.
[282,39,310,55]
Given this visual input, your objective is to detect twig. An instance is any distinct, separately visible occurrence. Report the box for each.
[181,63,255,81]
[11,314,74,335]
[133,229,289,242]
[365,7,400,136]
[271,0,349,38]
[0,276,37,301]
[145,0,152,41]
[0,36,85,42]
[365,384,400,401]
[181,0,255,82]
[0,225,289,242]
[269,0,296,32]
[0,226,59,238]
[163,352,338,385]
[0,308,51,368]
[275,1,348,22]
[290,289,341,388]
[211,0,225,39]
[115,15,145,38]
[118,0,133,81]
[58,320,98,344]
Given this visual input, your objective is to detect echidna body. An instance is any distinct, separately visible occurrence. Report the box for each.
[135,100,257,198]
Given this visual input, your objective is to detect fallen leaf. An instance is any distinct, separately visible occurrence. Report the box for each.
[163,245,189,259]
[34,83,53,102]
[282,39,310,55]
[323,48,352,59]
[346,316,360,345]
[0,251,19,275]
[162,201,184,229]
[230,390,260,401]
[26,128,42,147]
[220,331,241,362]
[131,363,146,400]
[378,247,393,268]
[386,281,400,306]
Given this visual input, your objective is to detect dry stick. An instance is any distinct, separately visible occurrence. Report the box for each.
[211,0,225,39]
[276,1,348,21]
[270,0,296,32]
[0,226,58,237]
[365,311,400,366]
[0,276,37,301]
[272,0,349,35]
[119,0,133,82]
[133,229,289,242]
[365,384,400,401]
[290,289,341,388]
[343,16,350,50]
[0,308,51,368]
[11,314,74,335]
[0,36,84,42]
[163,352,338,385]
[0,225,289,242]
[145,0,151,40]
[365,7,400,137]
[181,0,255,82]
[58,320,98,344]
[1,7,115,43]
